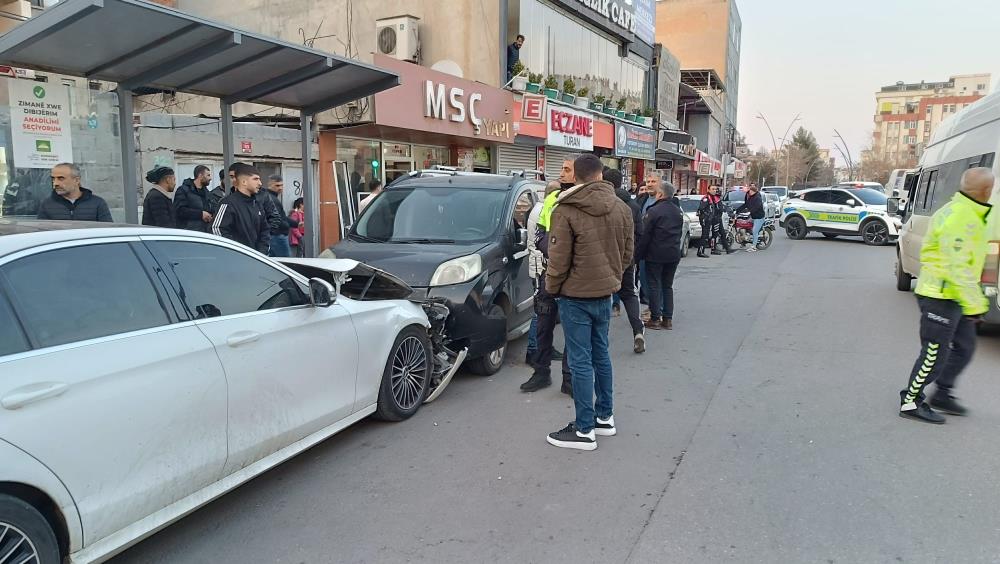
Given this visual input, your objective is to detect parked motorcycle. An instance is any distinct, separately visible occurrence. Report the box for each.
[730,212,775,250]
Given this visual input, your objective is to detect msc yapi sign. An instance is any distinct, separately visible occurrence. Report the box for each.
[547,106,594,150]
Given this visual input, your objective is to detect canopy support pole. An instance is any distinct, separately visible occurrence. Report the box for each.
[116,87,138,224]
[300,112,318,257]
[221,101,234,184]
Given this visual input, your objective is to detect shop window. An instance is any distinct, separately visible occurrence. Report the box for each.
[336,137,381,207]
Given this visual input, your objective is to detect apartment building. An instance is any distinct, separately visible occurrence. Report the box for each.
[872,73,991,166]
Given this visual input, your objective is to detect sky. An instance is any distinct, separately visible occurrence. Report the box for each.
[736,0,1000,167]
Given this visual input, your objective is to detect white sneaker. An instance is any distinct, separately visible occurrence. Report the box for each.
[595,415,617,436]
[547,423,597,450]
[746,247,758,253]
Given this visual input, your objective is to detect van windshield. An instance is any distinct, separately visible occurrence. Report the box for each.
[352,187,508,244]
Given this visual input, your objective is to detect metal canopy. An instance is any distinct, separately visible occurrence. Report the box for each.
[679,69,725,93]
[0,0,400,257]
[0,0,399,113]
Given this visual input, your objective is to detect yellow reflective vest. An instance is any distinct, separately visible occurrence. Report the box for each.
[915,192,992,315]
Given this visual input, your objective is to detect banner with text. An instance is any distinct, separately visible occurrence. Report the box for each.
[9,80,73,169]
[547,106,594,151]
[614,122,656,160]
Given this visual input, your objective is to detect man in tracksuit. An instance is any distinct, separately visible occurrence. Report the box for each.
[260,174,300,257]
[520,159,575,395]
[899,167,994,424]
[212,163,270,254]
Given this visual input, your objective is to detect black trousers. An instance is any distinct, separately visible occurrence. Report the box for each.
[901,297,977,407]
[616,264,644,336]
[531,275,572,385]
[646,261,679,321]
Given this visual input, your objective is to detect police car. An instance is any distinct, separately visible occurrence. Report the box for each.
[780,186,901,245]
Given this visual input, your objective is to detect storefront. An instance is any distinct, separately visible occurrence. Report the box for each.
[319,54,515,247]
[655,130,697,194]
[692,150,723,194]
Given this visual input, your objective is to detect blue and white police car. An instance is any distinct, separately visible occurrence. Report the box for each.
[780,186,901,246]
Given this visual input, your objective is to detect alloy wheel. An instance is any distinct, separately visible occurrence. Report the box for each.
[0,522,40,564]
[390,336,428,411]
[488,344,506,367]
[863,222,888,245]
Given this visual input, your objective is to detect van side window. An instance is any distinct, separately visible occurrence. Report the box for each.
[980,153,995,168]
[922,170,938,211]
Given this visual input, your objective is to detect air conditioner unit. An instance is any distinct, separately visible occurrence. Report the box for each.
[375,15,420,63]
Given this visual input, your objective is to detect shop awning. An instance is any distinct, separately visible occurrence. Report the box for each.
[0,0,399,114]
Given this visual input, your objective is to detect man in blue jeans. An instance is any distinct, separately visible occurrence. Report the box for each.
[736,184,766,252]
[544,154,634,451]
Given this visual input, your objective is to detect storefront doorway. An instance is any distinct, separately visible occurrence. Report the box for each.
[383,142,413,184]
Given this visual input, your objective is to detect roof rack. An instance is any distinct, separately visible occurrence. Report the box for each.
[386,168,494,187]
[508,169,545,180]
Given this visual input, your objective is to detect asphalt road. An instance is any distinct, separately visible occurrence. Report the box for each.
[111,233,1000,564]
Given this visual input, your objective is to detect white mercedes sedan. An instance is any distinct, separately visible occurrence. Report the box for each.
[0,221,461,564]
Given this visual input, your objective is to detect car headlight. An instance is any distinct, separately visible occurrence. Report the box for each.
[430,254,483,286]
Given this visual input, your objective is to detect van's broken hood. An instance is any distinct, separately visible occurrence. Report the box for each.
[277,258,414,301]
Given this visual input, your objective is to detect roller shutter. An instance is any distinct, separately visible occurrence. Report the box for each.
[497,145,537,175]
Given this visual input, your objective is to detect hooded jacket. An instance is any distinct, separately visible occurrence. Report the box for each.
[141,187,176,228]
[37,188,113,222]
[174,178,213,232]
[915,191,992,315]
[636,198,685,264]
[212,190,271,254]
[615,187,643,244]
[545,180,634,298]
[260,188,299,236]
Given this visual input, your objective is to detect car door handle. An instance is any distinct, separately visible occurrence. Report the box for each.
[2,382,69,410]
[226,331,261,348]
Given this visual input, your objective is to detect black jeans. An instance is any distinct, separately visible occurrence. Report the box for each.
[616,264,644,336]
[532,273,572,385]
[901,296,977,407]
[646,261,679,321]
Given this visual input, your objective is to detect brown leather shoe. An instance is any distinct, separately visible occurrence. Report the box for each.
[644,319,662,330]
[663,319,673,330]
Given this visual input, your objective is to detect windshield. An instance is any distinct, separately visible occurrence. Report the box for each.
[850,188,888,205]
[679,199,701,212]
[352,186,509,244]
[725,191,746,203]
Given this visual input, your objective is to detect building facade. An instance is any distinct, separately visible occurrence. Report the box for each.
[872,73,991,166]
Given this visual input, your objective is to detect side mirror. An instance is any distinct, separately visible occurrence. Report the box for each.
[846,199,858,207]
[514,228,529,251]
[887,197,900,216]
[309,277,336,307]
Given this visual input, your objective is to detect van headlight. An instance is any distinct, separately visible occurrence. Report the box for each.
[430,254,483,286]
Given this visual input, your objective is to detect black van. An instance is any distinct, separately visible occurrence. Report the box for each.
[330,171,543,375]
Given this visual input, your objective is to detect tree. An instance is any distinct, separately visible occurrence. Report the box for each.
[789,127,824,184]
[859,144,908,185]
[747,147,777,185]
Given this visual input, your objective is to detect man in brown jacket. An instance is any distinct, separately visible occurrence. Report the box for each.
[544,153,635,451]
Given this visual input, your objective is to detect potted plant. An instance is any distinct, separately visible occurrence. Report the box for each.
[641,107,655,128]
[575,87,590,109]
[561,78,577,104]
[591,93,605,112]
[543,76,560,100]
[626,107,639,122]
[603,98,616,115]
[510,61,528,91]
[526,72,542,94]
[615,98,626,118]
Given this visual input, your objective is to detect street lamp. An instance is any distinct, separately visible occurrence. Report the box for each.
[833,129,855,181]
[756,113,779,154]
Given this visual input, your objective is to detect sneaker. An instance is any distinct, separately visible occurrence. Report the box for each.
[746,247,758,253]
[899,402,946,424]
[726,249,738,254]
[546,423,597,450]
[633,333,646,354]
[644,319,662,330]
[930,393,968,416]
[595,415,617,436]
[663,319,673,330]
[519,373,552,392]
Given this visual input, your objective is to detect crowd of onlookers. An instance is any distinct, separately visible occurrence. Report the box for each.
[31,161,306,258]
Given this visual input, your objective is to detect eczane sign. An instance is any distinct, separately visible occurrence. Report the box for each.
[547,106,594,150]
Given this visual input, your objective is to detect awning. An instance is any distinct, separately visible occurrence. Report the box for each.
[0,0,399,114]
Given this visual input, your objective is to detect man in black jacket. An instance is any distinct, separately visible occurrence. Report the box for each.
[636,181,684,330]
[606,168,645,353]
[212,163,270,254]
[736,185,766,252]
[37,163,113,222]
[174,165,214,232]
[261,174,300,257]
[208,169,227,215]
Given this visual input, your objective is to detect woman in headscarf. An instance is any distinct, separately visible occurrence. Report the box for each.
[141,166,177,228]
